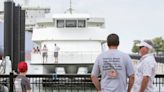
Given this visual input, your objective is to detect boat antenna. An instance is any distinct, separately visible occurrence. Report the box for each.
[65,0,74,14]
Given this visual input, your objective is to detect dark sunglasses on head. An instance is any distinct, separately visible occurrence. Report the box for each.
[139,46,145,49]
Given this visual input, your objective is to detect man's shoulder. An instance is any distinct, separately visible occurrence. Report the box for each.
[114,50,130,58]
[16,75,28,82]
[143,54,156,62]
[99,51,109,56]
[117,50,128,54]
[95,51,107,59]
[21,76,30,84]
[143,57,156,65]
[99,50,129,57]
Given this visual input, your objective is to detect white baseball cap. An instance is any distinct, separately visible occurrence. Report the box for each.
[136,41,153,49]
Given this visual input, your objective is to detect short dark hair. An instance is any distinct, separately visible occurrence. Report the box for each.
[107,33,119,47]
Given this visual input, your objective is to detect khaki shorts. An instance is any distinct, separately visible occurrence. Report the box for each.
[42,52,48,57]
[54,52,58,57]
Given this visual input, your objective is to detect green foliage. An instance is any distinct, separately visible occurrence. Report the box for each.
[132,40,140,53]
[152,37,164,52]
[132,37,164,54]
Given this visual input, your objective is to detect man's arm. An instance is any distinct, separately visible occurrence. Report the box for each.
[139,76,149,92]
[127,74,135,92]
[91,75,101,92]
[125,55,135,92]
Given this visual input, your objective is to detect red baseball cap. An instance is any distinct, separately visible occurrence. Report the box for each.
[18,61,28,73]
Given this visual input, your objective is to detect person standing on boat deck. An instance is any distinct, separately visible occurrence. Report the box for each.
[54,43,60,63]
[42,44,48,63]
[91,33,135,92]
[33,47,36,53]
[36,46,41,54]
[14,61,31,92]
[132,40,157,92]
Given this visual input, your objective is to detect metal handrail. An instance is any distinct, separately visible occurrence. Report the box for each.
[0,74,164,92]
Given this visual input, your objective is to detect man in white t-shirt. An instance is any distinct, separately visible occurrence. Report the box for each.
[54,44,60,63]
[132,40,157,92]
[91,33,135,92]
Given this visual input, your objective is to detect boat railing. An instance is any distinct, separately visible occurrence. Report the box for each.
[31,51,100,64]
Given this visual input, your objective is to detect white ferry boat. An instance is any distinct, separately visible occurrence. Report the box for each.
[30,6,109,74]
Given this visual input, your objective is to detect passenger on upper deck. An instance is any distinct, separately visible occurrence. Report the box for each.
[54,43,60,63]
[32,47,37,53]
[36,46,41,54]
[42,44,48,63]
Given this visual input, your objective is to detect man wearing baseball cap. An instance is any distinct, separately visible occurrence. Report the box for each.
[14,61,31,92]
[132,40,157,92]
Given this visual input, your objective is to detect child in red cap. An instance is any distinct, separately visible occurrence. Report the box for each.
[14,61,31,92]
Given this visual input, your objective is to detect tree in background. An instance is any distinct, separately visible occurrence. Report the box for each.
[132,40,140,53]
[131,37,164,55]
[152,37,164,54]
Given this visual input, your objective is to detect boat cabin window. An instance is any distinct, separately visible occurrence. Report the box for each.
[78,20,86,28]
[56,20,86,28]
[66,20,77,27]
[57,20,64,28]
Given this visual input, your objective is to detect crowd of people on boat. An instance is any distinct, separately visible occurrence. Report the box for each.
[32,44,60,63]
[32,46,40,54]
